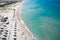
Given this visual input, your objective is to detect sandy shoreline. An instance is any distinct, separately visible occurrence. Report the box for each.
[20,20,37,40]
[0,2,37,40]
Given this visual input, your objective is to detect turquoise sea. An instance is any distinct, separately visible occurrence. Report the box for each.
[22,0,60,40]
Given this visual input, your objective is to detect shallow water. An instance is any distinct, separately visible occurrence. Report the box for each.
[22,0,60,40]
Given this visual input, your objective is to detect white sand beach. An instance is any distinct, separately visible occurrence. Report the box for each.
[0,2,36,40]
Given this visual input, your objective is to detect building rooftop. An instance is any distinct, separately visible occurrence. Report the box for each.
[0,0,24,7]
[0,0,23,2]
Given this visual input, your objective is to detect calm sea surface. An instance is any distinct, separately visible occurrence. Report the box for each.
[22,0,60,40]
